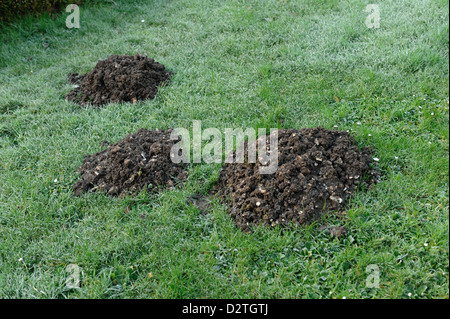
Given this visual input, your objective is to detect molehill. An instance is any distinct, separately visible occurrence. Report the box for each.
[65,54,171,106]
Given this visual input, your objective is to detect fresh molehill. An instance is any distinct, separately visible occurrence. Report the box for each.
[65,54,171,106]
[218,127,380,231]
[73,128,187,197]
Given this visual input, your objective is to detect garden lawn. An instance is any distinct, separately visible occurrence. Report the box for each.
[0,0,448,298]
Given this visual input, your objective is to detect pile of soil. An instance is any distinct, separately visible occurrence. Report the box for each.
[73,128,187,197]
[217,127,380,231]
[65,54,171,106]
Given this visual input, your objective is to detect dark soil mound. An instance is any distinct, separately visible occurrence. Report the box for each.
[217,127,380,231]
[73,128,187,197]
[65,54,171,106]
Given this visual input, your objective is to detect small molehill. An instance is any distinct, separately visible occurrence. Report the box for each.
[217,127,380,231]
[65,54,171,106]
[73,128,187,197]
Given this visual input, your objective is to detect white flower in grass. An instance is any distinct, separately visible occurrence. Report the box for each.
[368,133,372,137]
[424,243,428,247]
[373,157,379,162]
[395,156,399,160]
[18,258,23,262]
[141,19,145,23]
[408,292,412,297]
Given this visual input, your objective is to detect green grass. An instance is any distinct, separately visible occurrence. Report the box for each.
[0,0,448,299]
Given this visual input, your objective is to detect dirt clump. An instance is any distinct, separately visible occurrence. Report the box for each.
[73,128,187,197]
[65,54,171,106]
[217,127,380,232]
[187,194,213,215]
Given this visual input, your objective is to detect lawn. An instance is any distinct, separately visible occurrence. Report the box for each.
[0,0,448,298]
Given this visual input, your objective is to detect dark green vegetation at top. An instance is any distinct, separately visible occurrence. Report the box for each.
[0,0,103,22]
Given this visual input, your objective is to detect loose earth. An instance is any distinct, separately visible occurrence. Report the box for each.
[65,54,171,106]
[73,128,187,197]
[217,127,380,231]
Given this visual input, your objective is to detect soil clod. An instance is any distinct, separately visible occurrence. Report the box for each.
[187,194,212,215]
[329,226,348,239]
